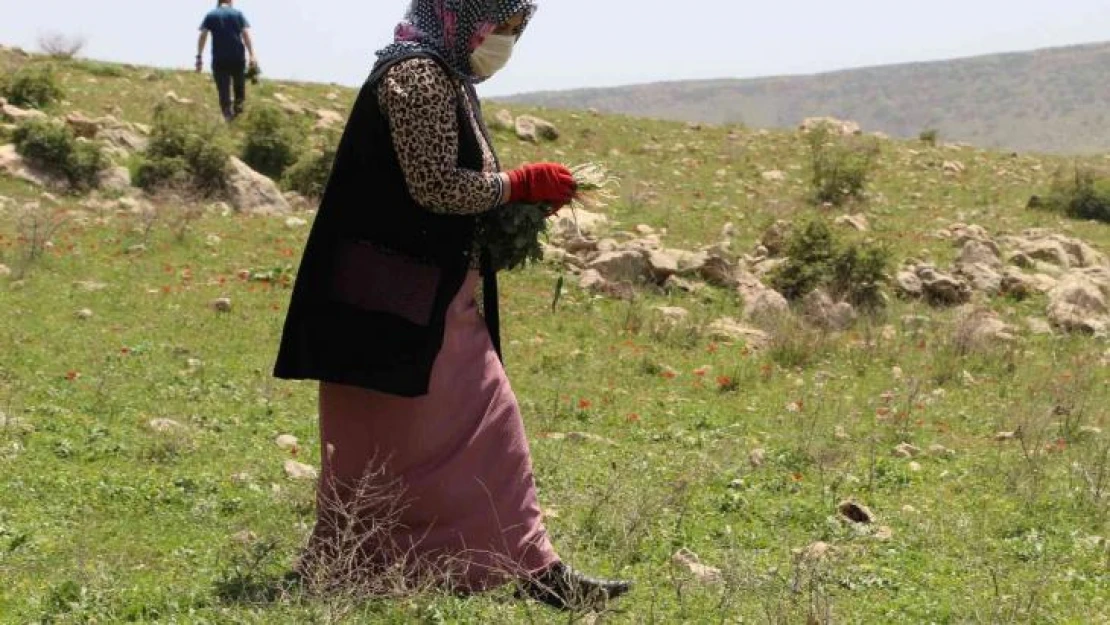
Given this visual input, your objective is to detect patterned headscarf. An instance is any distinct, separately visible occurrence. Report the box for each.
[374,0,537,84]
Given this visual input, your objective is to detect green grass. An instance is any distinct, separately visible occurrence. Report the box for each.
[0,49,1108,623]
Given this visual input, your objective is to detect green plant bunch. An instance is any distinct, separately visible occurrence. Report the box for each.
[282,138,337,199]
[806,125,880,205]
[1,64,64,109]
[239,103,306,180]
[135,103,231,194]
[13,118,106,190]
[1030,166,1110,224]
[479,164,617,272]
[769,218,891,310]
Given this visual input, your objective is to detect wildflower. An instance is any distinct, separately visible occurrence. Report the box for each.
[578,398,592,410]
[626,413,641,424]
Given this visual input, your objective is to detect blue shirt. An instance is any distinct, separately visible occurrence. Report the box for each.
[200,6,250,64]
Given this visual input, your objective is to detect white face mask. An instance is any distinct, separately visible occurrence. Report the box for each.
[470,34,515,77]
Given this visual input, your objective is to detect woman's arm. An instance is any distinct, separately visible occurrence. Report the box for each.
[379,58,505,214]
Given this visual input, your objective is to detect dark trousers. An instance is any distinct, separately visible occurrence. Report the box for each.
[212,59,246,121]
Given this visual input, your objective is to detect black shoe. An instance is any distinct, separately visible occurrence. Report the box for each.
[521,562,631,610]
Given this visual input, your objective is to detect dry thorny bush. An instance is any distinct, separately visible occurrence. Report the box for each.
[12,201,69,279]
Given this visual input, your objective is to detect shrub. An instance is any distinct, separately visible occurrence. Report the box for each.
[38,32,86,59]
[137,104,230,194]
[239,103,306,179]
[805,125,879,205]
[1,64,64,109]
[769,218,891,311]
[13,118,106,190]
[919,129,939,146]
[282,136,338,198]
[1029,167,1110,224]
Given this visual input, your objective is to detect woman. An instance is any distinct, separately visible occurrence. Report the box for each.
[274,0,631,610]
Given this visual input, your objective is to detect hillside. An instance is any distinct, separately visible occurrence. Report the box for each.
[1,46,1109,622]
[505,42,1110,154]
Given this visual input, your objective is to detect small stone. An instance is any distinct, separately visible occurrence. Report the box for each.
[928,444,953,457]
[838,500,875,524]
[205,234,222,247]
[796,541,830,561]
[211,298,232,313]
[0,264,10,278]
[275,434,299,452]
[908,461,923,472]
[285,216,307,228]
[74,308,93,320]
[749,448,766,468]
[148,418,183,433]
[283,459,318,481]
[672,548,722,584]
[994,431,1019,442]
[892,366,904,380]
[893,443,921,458]
[834,425,850,441]
[873,526,895,541]
[902,505,918,514]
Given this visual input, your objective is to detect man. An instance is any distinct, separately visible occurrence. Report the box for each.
[196,0,258,121]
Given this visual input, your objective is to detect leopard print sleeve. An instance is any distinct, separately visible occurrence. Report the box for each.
[378,58,503,214]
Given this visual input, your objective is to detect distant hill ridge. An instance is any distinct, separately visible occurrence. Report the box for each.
[504,42,1110,154]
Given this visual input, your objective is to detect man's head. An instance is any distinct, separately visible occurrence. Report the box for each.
[217,0,233,6]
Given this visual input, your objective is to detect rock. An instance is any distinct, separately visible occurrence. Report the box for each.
[517,115,558,141]
[741,285,790,321]
[957,263,1002,295]
[958,239,1002,268]
[706,317,771,349]
[74,308,93,320]
[654,306,689,325]
[99,126,148,154]
[514,116,538,143]
[838,500,875,524]
[671,548,722,584]
[928,444,954,457]
[959,308,1018,344]
[797,541,831,562]
[227,157,291,214]
[96,166,132,192]
[800,117,862,136]
[231,530,258,545]
[275,434,299,451]
[917,265,973,306]
[647,248,708,280]
[761,170,786,182]
[284,216,307,228]
[0,102,48,124]
[0,144,65,187]
[283,459,318,481]
[662,275,706,294]
[801,289,857,330]
[994,431,1019,442]
[490,109,514,131]
[578,269,607,291]
[588,250,650,284]
[314,109,344,129]
[893,443,921,458]
[148,418,184,433]
[760,221,792,257]
[210,297,233,313]
[163,91,194,105]
[748,448,766,468]
[64,113,100,139]
[699,253,739,288]
[549,208,609,238]
[942,160,965,175]
[873,526,895,541]
[895,270,923,298]
[0,264,10,278]
[835,213,870,232]
[1047,272,1109,334]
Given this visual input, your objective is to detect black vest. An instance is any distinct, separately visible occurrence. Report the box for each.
[273,54,501,397]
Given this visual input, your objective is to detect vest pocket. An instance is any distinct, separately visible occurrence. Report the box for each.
[330,241,440,327]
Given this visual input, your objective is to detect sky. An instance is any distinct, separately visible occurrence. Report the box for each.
[1,1,1109,97]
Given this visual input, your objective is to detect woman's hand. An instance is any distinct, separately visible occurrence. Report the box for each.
[505,163,576,209]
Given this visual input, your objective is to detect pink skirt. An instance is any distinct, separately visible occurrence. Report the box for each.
[310,271,558,591]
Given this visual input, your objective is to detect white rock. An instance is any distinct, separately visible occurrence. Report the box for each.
[210,297,232,313]
[74,308,93,320]
[148,418,184,433]
[284,216,307,228]
[227,157,291,215]
[275,434,299,451]
[706,317,771,348]
[283,460,318,481]
[672,548,722,584]
[835,213,870,232]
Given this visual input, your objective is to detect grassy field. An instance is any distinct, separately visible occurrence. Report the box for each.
[0,49,1108,623]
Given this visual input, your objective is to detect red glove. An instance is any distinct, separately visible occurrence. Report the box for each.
[507,163,576,208]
